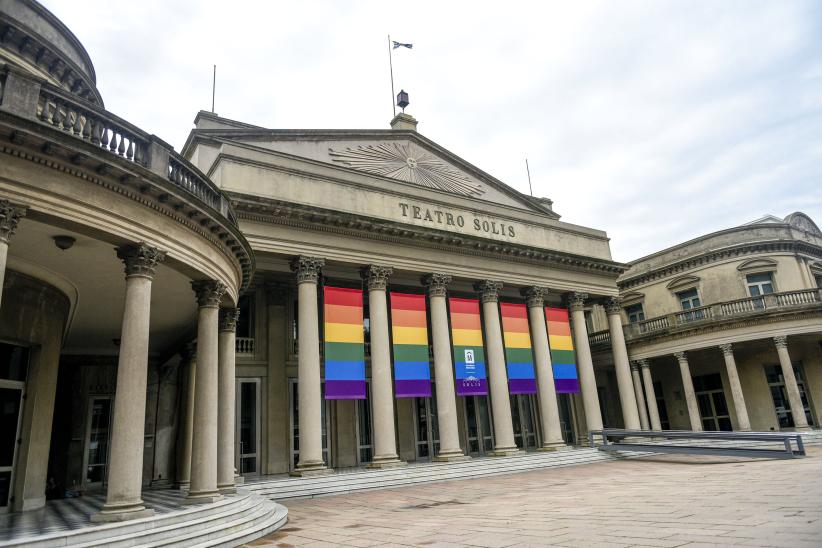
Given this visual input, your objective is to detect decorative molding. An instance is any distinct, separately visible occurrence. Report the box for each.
[474,280,502,303]
[567,291,588,312]
[666,275,700,291]
[736,258,778,272]
[0,199,26,244]
[522,286,545,308]
[604,296,622,315]
[116,243,166,279]
[773,335,788,349]
[718,343,734,356]
[191,280,227,308]
[422,273,452,297]
[290,255,324,284]
[785,212,822,236]
[219,307,240,332]
[329,142,484,197]
[361,265,393,291]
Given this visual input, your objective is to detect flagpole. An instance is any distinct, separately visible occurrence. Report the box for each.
[388,34,396,117]
[211,64,216,113]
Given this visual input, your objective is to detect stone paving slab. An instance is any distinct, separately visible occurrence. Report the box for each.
[246,448,822,547]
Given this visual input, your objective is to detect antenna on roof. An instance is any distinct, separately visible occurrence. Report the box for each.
[211,65,216,114]
[525,158,533,196]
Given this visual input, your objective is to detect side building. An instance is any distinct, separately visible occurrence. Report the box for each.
[589,214,822,433]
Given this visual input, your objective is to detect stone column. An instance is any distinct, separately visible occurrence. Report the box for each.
[674,352,703,432]
[185,280,226,504]
[361,265,404,467]
[176,346,196,489]
[630,362,650,430]
[93,244,165,522]
[639,360,662,431]
[423,274,468,461]
[290,256,329,475]
[773,336,810,430]
[522,287,566,450]
[604,297,641,430]
[718,344,751,432]
[568,292,603,433]
[474,280,519,455]
[0,200,25,310]
[217,307,239,492]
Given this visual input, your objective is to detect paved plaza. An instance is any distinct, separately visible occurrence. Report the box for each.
[249,449,822,548]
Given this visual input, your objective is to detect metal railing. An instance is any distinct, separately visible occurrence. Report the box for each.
[589,429,806,459]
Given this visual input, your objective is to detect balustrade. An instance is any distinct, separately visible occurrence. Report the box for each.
[776,289,819,307]
[235,337,255,355]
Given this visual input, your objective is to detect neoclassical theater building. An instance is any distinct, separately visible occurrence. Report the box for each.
[0,0,820,536]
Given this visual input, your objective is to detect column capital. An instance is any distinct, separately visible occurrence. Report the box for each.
[116,243,166,279]
[290,255,324,284]
[0,200,26,244]
[603,296,622,315]
[191,280,227,308]
[521,286,546,308]
[422,273,452,297]
[719,343,734,357]
[566,291,588,312]
[773,335,788,349]
[219,307,240,332]
[637,358,650,370]
[474,280,503,303]
[630,361,641,372]
[673,351,688,363]
[361,265,393,291]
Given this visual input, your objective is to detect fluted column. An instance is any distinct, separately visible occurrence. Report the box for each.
[0,200,25,310]
[475,280,519,455]
[423,274,467,461]
[176,345,196,489]
[604,297,641,430]
[185,280,226,504]
[773,336,810,430]
[674,352,702,432]
[217,307,239,492]
[568,292,603,433]
[718,344,751,432]
[630,362,650,430]
[361,265,404,467]
[93,244,165,522]
[522,287,566,450]
[290,256,329,474]
[639,360,662,430]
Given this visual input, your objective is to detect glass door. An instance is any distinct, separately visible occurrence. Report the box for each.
[289,379,332,470]
[0,383,23,512]
[765,364,815,428]
[83,396,113,490]
[693,374,732,431]
[510,395,538,450]
[557,394,575,444]
[414,394,440,460]
[355,382,373,465]
[236,379,261,476]
[463,396,494,456]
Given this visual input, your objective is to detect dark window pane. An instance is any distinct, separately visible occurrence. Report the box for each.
[0,344,28,382]
[0,388,22,467]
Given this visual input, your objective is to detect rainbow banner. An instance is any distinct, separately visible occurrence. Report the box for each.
[324,286,366,399]
[390,293,432,398]
[545,307,580,393]
[500,303,537,394]
[449,297,488,396]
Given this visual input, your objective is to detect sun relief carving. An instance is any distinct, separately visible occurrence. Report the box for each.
[329,142,484,197]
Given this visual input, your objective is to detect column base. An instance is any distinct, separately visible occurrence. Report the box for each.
[91,501,154,523]
[184,490,224,505]
[487,446,522,457]
[234,474,245,485]
[290,461,332,477]
[433,450,471,462]
[537,441,570,452]
[218,483,236,494]
[175,480,190,491]
[792,425,813,432]
[366,456,407,469]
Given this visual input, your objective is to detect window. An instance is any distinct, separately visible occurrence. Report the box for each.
[764,363,815,428]
[746,273,775,297]
[677,288,701,310]
[624,303,645,324]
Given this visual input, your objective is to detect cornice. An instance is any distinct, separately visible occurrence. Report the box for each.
[233,195,626,278]
[619,241,822,290]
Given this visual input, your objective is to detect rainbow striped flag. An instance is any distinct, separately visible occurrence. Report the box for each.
[449,297,488,396]
[545,307,579,393]
[500,303,537,394]
[324,286,366,399]
[390,293,432,398]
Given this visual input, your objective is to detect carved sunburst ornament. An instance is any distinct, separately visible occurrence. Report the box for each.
[329,142,484,197]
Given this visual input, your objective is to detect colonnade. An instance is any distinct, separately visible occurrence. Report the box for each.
[286,255,640,473]
[629,337,810,433]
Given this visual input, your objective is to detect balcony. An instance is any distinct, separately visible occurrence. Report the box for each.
[589,288,822,346]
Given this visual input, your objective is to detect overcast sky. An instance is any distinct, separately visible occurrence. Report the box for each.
[45,0,822,262]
